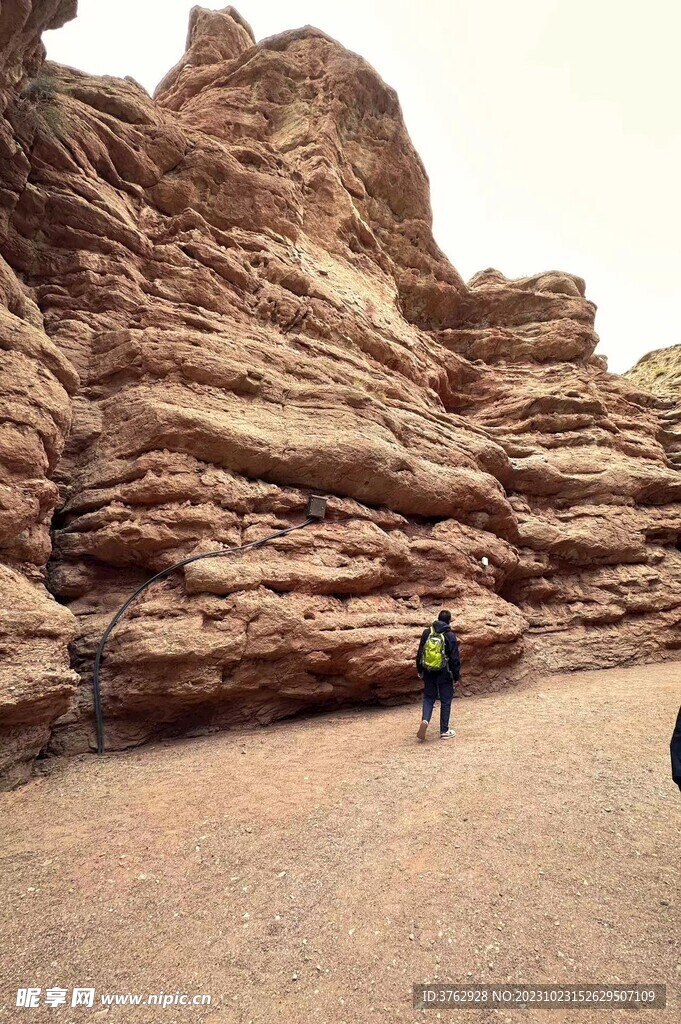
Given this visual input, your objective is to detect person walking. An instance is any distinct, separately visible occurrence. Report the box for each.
[415,609,460,741]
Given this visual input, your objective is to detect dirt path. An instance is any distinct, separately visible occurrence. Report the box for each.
[1,664,679,1023]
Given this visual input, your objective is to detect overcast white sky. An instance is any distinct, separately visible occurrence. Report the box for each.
[45,1,680,373]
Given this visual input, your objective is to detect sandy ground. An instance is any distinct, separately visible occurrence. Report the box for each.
[1,663,680,1024]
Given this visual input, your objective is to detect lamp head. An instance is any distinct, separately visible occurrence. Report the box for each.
[307,495,328,519]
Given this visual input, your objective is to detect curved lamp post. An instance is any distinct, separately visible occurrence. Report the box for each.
[92,496,328,754]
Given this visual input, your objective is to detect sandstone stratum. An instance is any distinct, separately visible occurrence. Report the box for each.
[1,2,680,788]
[625,344,681,472]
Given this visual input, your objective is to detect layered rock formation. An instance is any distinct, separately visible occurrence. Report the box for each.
[1,2,680,785]
[627,345,681,399]
[0,0,79,787]
[626,346,681,471]
[441,270,681,672]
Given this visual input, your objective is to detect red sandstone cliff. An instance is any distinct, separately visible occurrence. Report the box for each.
[625,346,681,472]
[0,0,79,786]
[1,3,680,786]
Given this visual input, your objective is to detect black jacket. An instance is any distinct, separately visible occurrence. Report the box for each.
[671,706,681,792]
[416,620,460,683]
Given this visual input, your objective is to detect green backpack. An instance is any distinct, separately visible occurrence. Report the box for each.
[422,626,446,671]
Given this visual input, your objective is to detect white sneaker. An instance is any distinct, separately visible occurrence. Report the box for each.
[417,720,428,742]
[440,729,456,738]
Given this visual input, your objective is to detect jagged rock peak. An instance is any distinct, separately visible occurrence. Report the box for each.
[625,344,681,401]
[155,6,255,98]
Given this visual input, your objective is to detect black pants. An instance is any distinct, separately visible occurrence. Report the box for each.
[422,675,454,733]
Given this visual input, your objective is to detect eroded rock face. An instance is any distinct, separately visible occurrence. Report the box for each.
[625,346,681,472]
[444,272,681,672]
[0,0,79,787]
[0,2,680,783]
[626,345,681,398]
